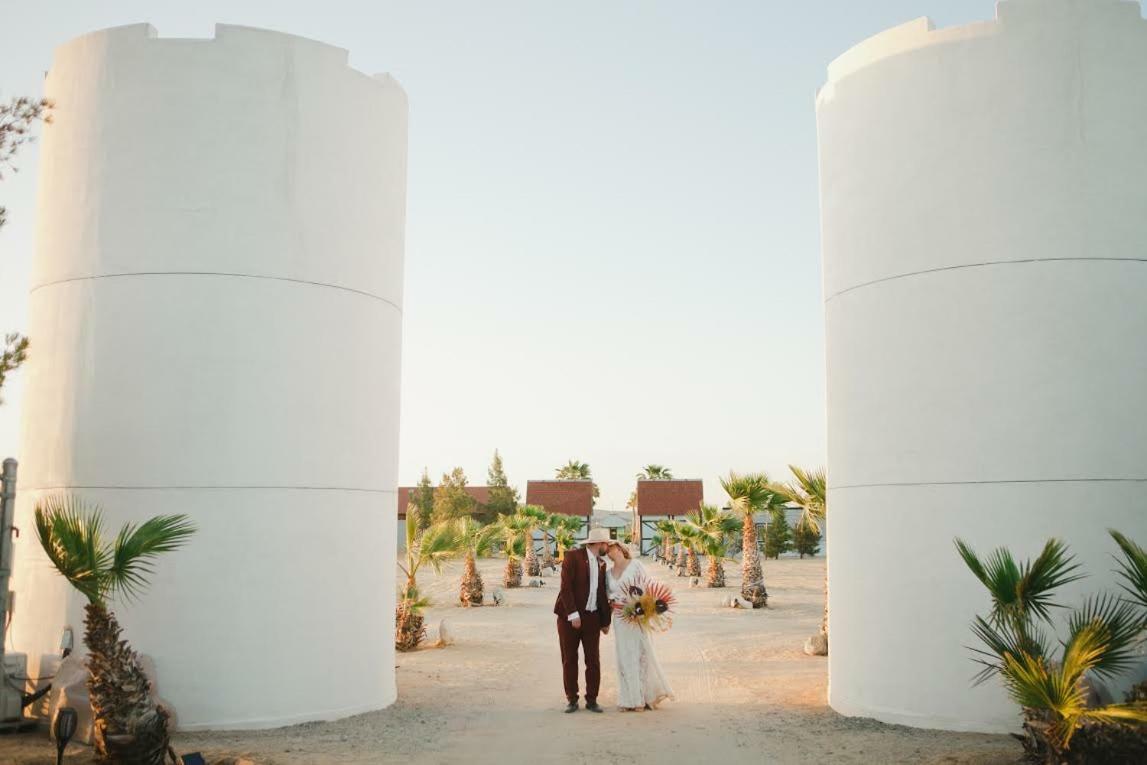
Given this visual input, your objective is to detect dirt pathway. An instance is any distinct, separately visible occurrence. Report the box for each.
[2,558,1017,765]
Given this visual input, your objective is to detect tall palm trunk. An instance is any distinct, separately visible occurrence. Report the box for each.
[741,515,767,607]
[662,539,671,563]
[524,535,540,577]
[706,555,726,588]
[503,557,522,588]
[686,548,701,578]
[85,603,172,764]
[395,597,425,652]
[675,544,688,575]
[542,533,556,570]
[460,551,484,606]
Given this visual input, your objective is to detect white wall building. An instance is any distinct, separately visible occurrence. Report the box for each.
[10,23,407,729]
[819,0,1146,733]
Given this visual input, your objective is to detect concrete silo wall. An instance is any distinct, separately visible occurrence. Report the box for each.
[11,23,406,729]
[818,0,1147,732]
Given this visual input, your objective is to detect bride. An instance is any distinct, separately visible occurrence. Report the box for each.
[605,540,675,711]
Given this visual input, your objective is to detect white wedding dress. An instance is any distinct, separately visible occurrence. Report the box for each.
[607,559,675,709]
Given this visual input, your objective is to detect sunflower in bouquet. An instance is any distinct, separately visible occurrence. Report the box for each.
[616,577,677,633]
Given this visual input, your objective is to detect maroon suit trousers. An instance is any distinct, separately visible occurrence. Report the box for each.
[556,610,602,704]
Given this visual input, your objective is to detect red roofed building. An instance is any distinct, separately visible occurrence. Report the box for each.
[526,480,593,539]
[634,479,704,555]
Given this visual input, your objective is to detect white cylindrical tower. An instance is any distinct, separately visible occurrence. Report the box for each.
[10,23,406,729]
[819,0,1146,732]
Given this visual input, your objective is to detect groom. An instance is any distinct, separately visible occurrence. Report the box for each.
[554,527,612,713]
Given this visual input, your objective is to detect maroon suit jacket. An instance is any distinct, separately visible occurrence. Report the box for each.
[553,546,612,628]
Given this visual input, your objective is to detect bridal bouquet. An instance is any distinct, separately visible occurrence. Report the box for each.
[616,577,676,633]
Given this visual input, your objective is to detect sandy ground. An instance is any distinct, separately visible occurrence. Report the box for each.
[1,557,1018,765]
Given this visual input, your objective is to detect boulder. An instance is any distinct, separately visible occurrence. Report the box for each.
[803,632,829,656]
[434,619,455,647]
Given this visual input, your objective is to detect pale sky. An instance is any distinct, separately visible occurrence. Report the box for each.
[0,1,998,511]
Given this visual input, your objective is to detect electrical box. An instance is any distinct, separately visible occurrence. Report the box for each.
[1,652,27,721]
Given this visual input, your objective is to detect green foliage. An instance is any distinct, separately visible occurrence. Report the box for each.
[413,469,435,531]
[34,495,195,607]
[432,467,475,525]
[400,508,462,602]
[792,518,821,558]
[1,96,53,230]
[1109,529,1147,615]
[957,532,1147,757]
[720,471,784,518]
[637,464,673,480]
[494,512,531,561]
[484,449,519,523]
[0,333,29,405]
[555,459,599,506]
[763,510,792,559]
[686,504,739,559]
[955,538,1083,629]
[772,465,826,534]
[453,516,495,559]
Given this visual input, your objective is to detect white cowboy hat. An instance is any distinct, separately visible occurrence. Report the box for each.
[578,527,612,545]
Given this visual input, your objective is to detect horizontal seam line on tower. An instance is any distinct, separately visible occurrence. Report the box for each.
[833,478,1147,490]
[19,485,397,493]
[825,257,1147,302]
[29,272,402,311]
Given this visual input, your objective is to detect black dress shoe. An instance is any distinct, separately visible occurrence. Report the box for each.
[564,701,578,714]
[585,701,604,713]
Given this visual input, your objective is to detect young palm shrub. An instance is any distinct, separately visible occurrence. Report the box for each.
[454,517,494,607]
[671,521,690,576]
[774,466,828,639]
[654,519,677,565]
[34,496,195,765]
[720,471,778,608]
[956,535,1147,763]
[496,513,530,587]
[518,505,547,577]
[677,522,703,578]
[688,504,739,588]
[397,507,460,651]
[552,514,584,561]
[541,512,561,570]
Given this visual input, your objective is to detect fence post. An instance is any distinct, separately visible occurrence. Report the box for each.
[0,458,17,645]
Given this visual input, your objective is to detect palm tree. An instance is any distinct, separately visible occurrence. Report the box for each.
[555,459,600,506]
[687,504,740,588]
[34,496,195,764]
[773,465,828,643]
[956,535,1147,760]
[496,513,530,587]
[541,512,562,569]
[676,521,703,578]
[454,517,494,606]
[555,459,592,480]
[720,471,778,608]
[636,464,673,480]
[654,519,677,565]
[551,514,585,560]
[518,505,548,577]
[397,506,460,650]
[671,520,690,575]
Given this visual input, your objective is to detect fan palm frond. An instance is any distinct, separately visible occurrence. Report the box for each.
[720,471,774,518]
[109,515,197,602]
[1065,593,1142,681]
[1108,529,1147,613]
[955,537,1083,627]
[34,495,195,607]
